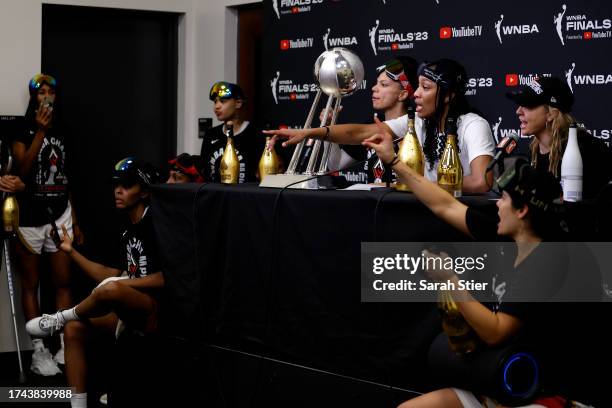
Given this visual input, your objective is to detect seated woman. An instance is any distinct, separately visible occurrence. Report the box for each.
[506,76,612,199]
[363,117,570,407]
[333,56,418,183]
[25,158,163,408]
[166,153,204,184]
[265,59,495,193]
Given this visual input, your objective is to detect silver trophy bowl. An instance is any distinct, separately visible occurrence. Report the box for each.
[314,47,364,97]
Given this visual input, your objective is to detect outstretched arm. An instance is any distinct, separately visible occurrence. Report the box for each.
[263,120,395,148]
[363,116,472,237]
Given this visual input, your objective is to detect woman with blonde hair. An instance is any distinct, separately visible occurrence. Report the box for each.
[506,76,612,198]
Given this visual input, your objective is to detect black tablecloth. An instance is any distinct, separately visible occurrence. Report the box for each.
[150,183,501,387]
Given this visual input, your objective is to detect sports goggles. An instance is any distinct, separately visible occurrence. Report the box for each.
[210,82,238,100]
[29,74,57,92]
[377,59,414,96]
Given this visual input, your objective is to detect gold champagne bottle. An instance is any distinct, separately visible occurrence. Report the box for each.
[395,109,424,192]
[220,124,239,184]
[437,118,463,197]
[438,290,478,354]
[258,136,280,181]
[2,195,19,233]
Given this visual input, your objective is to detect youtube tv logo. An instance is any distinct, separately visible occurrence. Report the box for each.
[440,27,452,39]
[584,31,593,39]
[505,74,519,87]
[280,40,290,50]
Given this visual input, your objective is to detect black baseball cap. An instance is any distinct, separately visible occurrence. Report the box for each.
[506,76,574,112]
[496,158,562,213]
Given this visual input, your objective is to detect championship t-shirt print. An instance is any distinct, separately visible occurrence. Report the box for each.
[34,134,68,198]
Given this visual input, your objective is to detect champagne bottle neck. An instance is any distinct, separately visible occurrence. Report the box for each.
[407,118,415,133]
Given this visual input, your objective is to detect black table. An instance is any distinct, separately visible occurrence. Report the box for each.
[114,182,611,406]
[151,183,499,387]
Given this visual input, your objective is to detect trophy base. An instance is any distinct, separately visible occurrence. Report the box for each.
[259,174,348,190]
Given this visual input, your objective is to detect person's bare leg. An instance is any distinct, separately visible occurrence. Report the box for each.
[397,389,464,408]
[74,281,156,322]
[14,241,41,321]
[49,250,72,310]
[64,314,117,393]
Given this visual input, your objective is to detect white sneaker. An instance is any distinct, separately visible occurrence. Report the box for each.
[31,347,62,376]
[26,312,66,337]
[53,346,65,365]
[100,393,108,405]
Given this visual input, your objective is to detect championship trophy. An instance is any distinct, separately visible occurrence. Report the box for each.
[260,47,364,189]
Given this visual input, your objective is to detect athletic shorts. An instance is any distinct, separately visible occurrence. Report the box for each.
[17,202,73,255]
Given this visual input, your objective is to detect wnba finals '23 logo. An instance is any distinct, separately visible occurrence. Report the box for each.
[270,71,318,104]
[272,0,324,19]
[554,4,612,46]
[369,19,429,55]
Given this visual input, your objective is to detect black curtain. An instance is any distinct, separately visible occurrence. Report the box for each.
[41,4,178,265]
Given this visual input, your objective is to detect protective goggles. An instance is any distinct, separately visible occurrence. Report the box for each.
[168,156,203,182]
[29,74,57,92]
[417,62,447,87]
[209,82,241,101]
[377,59,414,96]
[113,157,152,186]
[493,160,524,196]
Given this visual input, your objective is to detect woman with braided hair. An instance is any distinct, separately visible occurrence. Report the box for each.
[265,59,495,193]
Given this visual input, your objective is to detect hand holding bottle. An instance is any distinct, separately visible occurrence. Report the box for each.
[422,249,456,282]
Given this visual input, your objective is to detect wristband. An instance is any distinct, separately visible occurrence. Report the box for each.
[385,155,400,167]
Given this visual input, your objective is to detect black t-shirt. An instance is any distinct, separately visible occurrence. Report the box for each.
[200,122,264,183]
[465,207,570,383]
[339,144,394,184]
[338,113,400,184]
[115,208,160,279]
[535,131,612,199]
[14,126,70,227]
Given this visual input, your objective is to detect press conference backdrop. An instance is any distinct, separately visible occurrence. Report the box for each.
[261,0,612,152]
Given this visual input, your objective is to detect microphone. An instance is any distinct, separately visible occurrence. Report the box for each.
[486,133,520,172]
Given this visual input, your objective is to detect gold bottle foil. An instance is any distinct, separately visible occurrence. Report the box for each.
[438,290,478,354]
[437,132,463,197]
[258,137,280,181]
[2,195,19,233]
[220,135,239,184]
[395,114,424,192]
